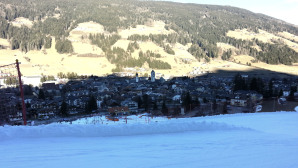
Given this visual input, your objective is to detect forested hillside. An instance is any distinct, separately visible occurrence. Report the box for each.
[0,0,297,70]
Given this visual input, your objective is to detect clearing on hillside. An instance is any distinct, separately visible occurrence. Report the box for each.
[118,20,174,39]
[11,17,33,28]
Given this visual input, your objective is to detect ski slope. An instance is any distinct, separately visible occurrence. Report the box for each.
[1,111,298,168]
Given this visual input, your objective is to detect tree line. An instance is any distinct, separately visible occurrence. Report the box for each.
[233,74,297,99]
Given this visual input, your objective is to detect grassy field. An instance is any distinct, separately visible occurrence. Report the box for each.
[227,29,298,52]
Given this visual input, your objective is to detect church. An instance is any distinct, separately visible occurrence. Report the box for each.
[151,70,155,82]
[135,70,156,83]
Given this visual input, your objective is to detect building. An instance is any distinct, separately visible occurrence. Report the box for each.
[22,76,42,87]
[121,100,138,113]
[0,92,23,125]
[108,106,130,116]
[136,73,139,83]
[42,82,58,93]
[151,70,155,82]
[230,95,248,107]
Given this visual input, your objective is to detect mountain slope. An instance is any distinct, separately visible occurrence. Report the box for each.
[0,0,297,77]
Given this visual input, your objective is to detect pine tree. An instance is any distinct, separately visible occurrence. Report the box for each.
[278,89,283,97]
[137,96,143,108]
[142,94,150,111]
[38,89,45,100]
[162,101,168,116]
[268,79,274,98]
[287,86,297,101]
[153,101,158,111]
[85,95,97,113]
[212,99,217,114]
[60,101,68,117]
[233,74,247,91]
[250,77,258,91]
[183,92,192,112]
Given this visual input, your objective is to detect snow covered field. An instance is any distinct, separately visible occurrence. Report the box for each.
[1,112,298,168]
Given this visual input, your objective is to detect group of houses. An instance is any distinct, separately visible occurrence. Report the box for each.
[1,70,298,124]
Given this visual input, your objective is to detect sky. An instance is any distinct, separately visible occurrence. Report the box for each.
[165,0,298,26]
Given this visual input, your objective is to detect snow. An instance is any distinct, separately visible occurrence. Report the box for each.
[67,114,169,125]
[1,112,298,168]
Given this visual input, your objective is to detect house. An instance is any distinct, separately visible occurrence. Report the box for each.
[121,100,138,113]
[24,98,33,104]
[76,97,89,108]
[96,100,102,109]
[66,96,77,107]
[230,95,248,107]
[66,90,89,97]
[196,85,205,92]
[173,85,183,94]
[283,90,290,97]
[0,93,23,125]
[42,82,59,94]
[35,101,57,120]
[108,106,130,116]
[22,76,42,87]
[250,93,263,103]
[8,111,23,125]
[159,77,165,83]
[172,95,181,101]
[37,109,55,120]
[31,101,43,109]
[93,82,109,92]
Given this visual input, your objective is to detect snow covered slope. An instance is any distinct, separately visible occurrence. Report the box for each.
[0,112,298,168]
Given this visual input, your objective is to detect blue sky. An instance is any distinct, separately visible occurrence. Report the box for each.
[164,0,298,25]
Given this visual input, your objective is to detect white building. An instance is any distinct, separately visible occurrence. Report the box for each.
[136,73,139,83]
[22,76,42,87]
[151,70,155,82]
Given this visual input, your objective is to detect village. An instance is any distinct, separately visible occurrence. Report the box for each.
[1,70,298,125]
